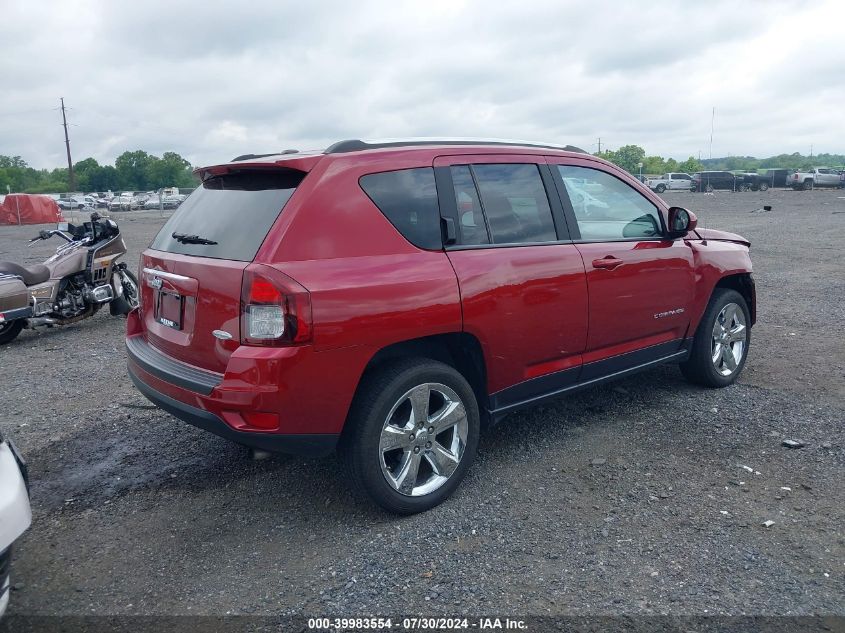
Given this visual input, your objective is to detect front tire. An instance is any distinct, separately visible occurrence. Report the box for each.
[340,358,480,514]
[0,320,24,345]
[681,289,750,388]
[759,181,769,191]
[655,184,666,193]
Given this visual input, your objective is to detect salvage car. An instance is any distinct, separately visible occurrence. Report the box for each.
[0,429,31,616]
[691,171,738,192]
[127,138,755,514]
[645,172,693,193]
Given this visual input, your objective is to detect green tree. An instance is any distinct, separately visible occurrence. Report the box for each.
[115,150,153,190]
[677,157,702,173]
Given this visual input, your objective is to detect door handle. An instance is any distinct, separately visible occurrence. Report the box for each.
[592,256,623,270]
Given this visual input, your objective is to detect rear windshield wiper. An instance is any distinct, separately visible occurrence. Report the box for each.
[172,232,218,245]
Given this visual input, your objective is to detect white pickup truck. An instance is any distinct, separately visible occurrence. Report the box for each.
[645,173,693,193]
[787,167,841,190]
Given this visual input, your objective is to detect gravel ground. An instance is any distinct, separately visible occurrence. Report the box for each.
[0,190,843,618]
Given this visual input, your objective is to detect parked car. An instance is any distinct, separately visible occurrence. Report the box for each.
[840,170,845,188]
[788,167,841,190]
[756,169,791,189]
[127,138,755,514]
[735,173,771,192]
[0,428,31,616]
[691,171,738,192]
[56,198,84,210]
[109,196,132,211]
[645,173,693,193]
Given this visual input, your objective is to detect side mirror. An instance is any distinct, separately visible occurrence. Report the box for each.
[667,207,697,238]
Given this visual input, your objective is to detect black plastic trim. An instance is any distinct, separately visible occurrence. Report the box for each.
[231,150,298,161]
[128,367,339,457]
[0,306,33,321]
[126,335,222,396]
[325,139,588,155]
[489,338,692,421]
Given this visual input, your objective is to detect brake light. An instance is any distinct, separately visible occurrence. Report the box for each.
[240,264,312,346]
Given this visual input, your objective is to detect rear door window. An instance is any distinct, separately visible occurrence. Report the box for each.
[450,163,557,245]
[151,169,304,261]
[359,168,442,250]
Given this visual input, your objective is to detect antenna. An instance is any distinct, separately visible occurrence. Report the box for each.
[709,107,715,160]
[60,97,76,191]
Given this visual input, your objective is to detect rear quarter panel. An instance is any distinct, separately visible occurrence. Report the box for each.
[256,153,463,404]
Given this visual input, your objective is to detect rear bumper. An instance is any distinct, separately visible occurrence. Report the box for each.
[128,365,339,456]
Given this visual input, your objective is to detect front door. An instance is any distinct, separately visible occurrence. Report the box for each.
[547,159,695,377]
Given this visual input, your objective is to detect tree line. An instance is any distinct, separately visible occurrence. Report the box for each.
[3,146,844,195]
[595,145,845,176]
[0,150,197,194]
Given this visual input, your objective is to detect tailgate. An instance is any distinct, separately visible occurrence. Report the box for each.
[140,251,246,374]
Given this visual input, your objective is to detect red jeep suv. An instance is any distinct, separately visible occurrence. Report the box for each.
[127,139,755,514]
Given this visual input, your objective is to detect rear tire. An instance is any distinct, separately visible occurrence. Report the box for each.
[0,320,24,345]
[681,289,750,388]
[803,180,813,191]
[706,183,714,193]
[340,358,480,514]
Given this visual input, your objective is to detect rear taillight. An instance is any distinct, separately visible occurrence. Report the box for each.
[240,264,312,346]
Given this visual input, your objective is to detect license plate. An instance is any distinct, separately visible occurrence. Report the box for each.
[156,291,183,330]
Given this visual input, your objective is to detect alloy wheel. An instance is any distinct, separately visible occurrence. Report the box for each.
[379,382,468,497]
[711,302,746,376]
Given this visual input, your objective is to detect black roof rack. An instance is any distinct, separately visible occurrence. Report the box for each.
[324,138,587,155]
[231,149,299,162]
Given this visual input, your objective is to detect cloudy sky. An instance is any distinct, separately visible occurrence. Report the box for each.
[2,0,843,169]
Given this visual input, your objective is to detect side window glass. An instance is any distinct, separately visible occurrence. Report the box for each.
[471,164,557,244]
[360,168,442,250]
[558,165,663,241]
[450,165,490,245]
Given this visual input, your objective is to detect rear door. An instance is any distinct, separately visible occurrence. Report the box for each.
[547,158,695,373]
[434,155,588,404]
[139,168,305,373]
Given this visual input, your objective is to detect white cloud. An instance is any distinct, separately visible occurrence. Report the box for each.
[1,0,843,168]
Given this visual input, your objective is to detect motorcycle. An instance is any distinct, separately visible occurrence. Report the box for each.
[0,212,139,344]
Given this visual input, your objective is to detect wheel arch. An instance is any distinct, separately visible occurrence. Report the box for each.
[714,273,756,326]
[359,333,490,423]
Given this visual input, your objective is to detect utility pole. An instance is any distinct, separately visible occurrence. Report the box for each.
[597,137,602,154]
[60,97,76,192]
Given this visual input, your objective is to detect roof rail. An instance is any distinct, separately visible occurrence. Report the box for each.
[324,138,587,155]
[231,149,299,162]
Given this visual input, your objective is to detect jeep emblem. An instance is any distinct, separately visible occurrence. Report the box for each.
[150,276,163,289]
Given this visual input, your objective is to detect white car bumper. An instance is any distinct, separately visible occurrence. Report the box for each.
[0,441,31,617]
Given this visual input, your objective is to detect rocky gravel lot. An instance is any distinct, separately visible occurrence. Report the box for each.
[0,190,843,619]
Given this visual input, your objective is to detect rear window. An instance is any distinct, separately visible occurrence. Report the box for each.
[359,168,442,250]
[150,169,304,261]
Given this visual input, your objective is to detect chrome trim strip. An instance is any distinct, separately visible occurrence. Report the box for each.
[142,267,191,282]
